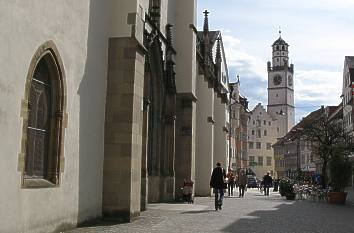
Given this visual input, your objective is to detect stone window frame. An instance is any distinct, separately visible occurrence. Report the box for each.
[256,142,261,149]
[249,156,255,166]
[266,143,272,150]
[258,156,263,166]
[18,41,67,188]
[266,156,272,166]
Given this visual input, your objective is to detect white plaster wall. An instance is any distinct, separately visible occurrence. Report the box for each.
[0,1,109,232]
[195,75,214,196]
[342,58,354,135]
[109,0,148,45]
[213,95,228,169]
[174,0,197,95]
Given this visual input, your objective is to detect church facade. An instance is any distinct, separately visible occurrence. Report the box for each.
[0,1,231,232]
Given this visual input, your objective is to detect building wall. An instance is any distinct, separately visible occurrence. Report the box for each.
[0,1,110,232]
[174,0,197,95]
[195,74,214,196]
[342,57,354,136]
[174,0,197,197]
[247,104,277,179]
[213,94,228,168]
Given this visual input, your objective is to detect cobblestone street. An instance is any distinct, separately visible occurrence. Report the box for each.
[66,189,354,233]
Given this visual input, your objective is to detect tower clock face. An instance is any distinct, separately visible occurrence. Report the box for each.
[273,75,282,86]
[288,75,293,86]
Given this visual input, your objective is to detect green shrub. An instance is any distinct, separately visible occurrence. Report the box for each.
[279,178,295,195]
[330,155,352,192]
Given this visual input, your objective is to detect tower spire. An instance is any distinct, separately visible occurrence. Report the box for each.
[278,26,282,38]
[203,10,210,33]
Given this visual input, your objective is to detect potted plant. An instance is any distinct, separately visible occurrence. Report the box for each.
[279,178,287,196]
[279,178,296,200]
[328,154,352,204]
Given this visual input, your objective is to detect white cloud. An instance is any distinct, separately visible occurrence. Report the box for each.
[222,34,267,81]
[295,70,342,105]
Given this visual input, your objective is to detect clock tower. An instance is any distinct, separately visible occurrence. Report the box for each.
[267,32,295,137]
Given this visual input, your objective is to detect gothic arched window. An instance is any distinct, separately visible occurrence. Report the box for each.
[21,42,66,187]
[26,59,52,179]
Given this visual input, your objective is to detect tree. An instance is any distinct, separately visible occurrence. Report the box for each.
[300,107,353,188]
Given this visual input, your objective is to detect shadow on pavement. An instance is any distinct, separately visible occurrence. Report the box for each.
[220,200,354,233]
[181,209,216,214]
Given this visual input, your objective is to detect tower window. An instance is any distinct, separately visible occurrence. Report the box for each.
[276,45,279,50]
[276,94,278,97]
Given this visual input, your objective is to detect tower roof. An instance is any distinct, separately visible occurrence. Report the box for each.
[272,36,289,46]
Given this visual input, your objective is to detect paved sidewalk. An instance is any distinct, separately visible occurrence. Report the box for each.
[66,189,354,233]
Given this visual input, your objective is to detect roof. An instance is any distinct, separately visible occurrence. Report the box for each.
[327,104,342,121]
[197,31,221,48]
[274,107,323,146]
[272,36,289,46]
[345,56,354,64]
[350,68,354,83]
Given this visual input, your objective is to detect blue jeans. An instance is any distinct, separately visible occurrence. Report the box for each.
[214,188,224,209]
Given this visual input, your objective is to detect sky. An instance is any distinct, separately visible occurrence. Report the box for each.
[197,0,354,122]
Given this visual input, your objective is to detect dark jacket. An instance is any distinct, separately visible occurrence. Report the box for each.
[210,167,226,189]
[263,174,273,187]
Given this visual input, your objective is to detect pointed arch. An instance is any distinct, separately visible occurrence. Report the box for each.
[19,41,67,188]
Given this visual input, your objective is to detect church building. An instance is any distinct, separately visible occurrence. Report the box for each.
[0,1,232,232]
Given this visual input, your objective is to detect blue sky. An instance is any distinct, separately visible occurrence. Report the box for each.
[197,0,354,122]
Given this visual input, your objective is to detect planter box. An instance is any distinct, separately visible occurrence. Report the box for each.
[328,192,347,205]
[285,193,296,200]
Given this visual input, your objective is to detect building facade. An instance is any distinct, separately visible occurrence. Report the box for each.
[230,80,250,171]
[194,11,230,196]
[0,1,234,232]
[247,34,295,179]
[0,1,207,232]
[247,104,278,178]
[267,34,295,136]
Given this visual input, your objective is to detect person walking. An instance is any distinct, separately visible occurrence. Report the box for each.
[210,162,226,210]
[263,171,273,196]
[237,170,247,198]
[226,168,235,196]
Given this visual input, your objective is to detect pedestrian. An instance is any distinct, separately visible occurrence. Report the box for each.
[263,171,273,196]
[226,168,235,196]
[210,162,226,210]
[237,170,247,198]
